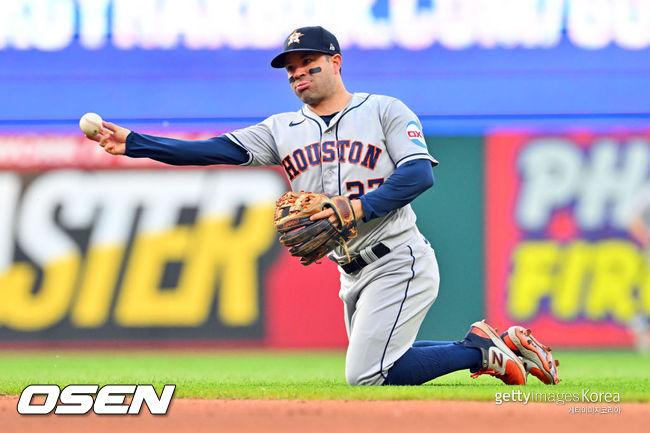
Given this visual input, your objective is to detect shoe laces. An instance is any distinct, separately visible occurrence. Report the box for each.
[470,368,499,379]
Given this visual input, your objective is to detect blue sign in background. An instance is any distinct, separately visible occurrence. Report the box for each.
[2,42,649,133]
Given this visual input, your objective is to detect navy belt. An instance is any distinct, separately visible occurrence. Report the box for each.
[339,243,391,274]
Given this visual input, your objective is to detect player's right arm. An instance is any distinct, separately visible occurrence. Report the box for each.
[85,121,130,155]
[86,121,252,166]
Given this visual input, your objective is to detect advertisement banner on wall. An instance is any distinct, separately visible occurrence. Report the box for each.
[0,133,346,347]
[485,131,650,346]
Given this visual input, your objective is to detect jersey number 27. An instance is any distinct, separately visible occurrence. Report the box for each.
[346,178,385,200]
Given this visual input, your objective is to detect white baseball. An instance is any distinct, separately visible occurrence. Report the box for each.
[79,112,103,136]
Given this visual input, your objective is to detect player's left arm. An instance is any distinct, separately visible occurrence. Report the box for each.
[311,98,437,224]
[358,159,434,221]
[309,160,433,223]
[354,98,437,221]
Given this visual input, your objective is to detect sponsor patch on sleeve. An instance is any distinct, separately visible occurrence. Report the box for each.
[406,121,426,148]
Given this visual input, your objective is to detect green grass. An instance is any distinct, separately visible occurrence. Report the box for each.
[0,349,648,402]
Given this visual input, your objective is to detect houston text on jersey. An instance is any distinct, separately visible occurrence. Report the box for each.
[281,140,383,180]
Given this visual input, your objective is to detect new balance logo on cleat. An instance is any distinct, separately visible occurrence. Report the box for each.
[489,348,505,372]
[461,320,526,385]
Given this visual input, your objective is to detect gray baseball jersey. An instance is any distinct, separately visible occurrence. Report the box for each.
[227,92,440,385]
[227,92,438,253]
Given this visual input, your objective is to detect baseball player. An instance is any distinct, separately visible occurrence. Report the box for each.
[86,26,559,386]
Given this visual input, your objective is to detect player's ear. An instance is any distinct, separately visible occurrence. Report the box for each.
[331,54,343,75]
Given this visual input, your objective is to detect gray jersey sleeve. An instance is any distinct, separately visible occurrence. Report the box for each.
[382,98,438,167]
[225,117,281,167]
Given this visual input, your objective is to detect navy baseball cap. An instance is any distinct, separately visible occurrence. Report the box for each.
[271,26,341,68]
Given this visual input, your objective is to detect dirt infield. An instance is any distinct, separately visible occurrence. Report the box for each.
[1,396,648,433]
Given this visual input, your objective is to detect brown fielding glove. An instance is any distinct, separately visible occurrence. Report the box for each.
[274,191,358,265]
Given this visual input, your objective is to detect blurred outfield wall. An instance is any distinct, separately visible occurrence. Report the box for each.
[1,0,649,346]
[0,131,647,347]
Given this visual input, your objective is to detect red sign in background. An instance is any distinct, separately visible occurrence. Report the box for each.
[485,131,650,347]
[266,254,345,348]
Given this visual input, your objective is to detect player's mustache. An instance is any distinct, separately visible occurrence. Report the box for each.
[289,67,322,83]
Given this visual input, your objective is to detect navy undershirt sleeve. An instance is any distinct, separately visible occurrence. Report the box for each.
[359,159,434,221]
[125,132,251,166]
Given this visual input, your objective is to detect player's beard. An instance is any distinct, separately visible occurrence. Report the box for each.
[298,91,322,106]
[295,74,336,106]
[294,83,322,105]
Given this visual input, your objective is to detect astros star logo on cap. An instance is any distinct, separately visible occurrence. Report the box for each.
[288,30,303,45]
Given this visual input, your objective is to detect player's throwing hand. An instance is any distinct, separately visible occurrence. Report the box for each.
[85,121,130,155]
